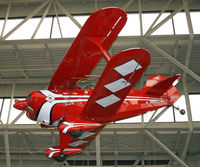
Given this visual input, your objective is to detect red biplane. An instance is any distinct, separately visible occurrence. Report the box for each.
[14,8,182,161]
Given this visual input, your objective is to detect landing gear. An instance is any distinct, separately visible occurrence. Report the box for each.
[69,130,84,138]
[172,105,186,115]
[54,153,67,162]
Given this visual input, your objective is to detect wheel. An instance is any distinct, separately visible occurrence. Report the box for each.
[54,153,67,162]
[69,130,84,138]
[180,109,186,115]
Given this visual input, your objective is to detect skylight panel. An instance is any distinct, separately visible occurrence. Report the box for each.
[173,12,189,35]
[34,17,53,39]
[190,12,200,34]
[152,13,174,35]
[142,13,159,34]
[119,13,140,36]
[7,18,40,40]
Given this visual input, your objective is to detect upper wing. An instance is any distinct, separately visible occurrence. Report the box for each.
[45,120,104,160]
[82,48,151,117]
[48,8,127,90]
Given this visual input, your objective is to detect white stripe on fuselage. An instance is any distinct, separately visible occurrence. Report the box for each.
[37,90,167,125]
[37,90,88,125]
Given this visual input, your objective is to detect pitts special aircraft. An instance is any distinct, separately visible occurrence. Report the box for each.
[14,7,182,162]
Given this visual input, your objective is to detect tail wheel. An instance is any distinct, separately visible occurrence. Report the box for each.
[180,109,186,115]
[54,153,67,162]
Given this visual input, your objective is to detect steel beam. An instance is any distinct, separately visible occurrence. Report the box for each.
[142,38,200,83]
[6,82,15,125]
[145,130,189,167]
[145,0,172,36]
[44,44,54,77]
[132,157,141,167]
[53,2,63,38]
[13,45,30,82]
[182,77,193,160]
[138,0,143,36]
[1,2,11,38]
[4,130,11,167]
[55,0,82,29]
[95,0,98,11]
[145,106,169,128]
[145,1,191,36]
[9,111,25,126]
[95,134,101,167]
[31,1,52,39]
[2,0,49,40]
[183,0,194,40]
[123,0,135,10]
[0,99,5,124]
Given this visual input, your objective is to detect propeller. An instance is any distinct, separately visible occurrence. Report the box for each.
[14,99,34,114]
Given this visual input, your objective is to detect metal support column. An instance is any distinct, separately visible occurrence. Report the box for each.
[181,76,193,160]
[4,130,11,167]
[95,134,101,167]
[138,0,143,36]
[1,2,11,38]
[53,2,63,38]
[7,82,15,125]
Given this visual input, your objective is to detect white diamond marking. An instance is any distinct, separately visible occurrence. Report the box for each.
[96,94,120,108]
[78,131,95,139]
[68,140,88,147]
[114,59,142,77]
[104,78,131,93]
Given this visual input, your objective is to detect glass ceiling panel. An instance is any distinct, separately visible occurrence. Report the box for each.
[190,11,200,34]
[173,12,189,35]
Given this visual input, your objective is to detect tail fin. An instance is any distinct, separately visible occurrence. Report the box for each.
[144,74,182,96]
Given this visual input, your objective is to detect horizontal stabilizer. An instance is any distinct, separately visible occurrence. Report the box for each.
[144,74,182,96]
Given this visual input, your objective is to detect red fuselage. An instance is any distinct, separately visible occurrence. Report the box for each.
[14,87,180,126]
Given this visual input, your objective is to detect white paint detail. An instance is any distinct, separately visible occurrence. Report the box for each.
[61,121,101,134]
[114,59,142,77]
[48,147,60,151]
[63,148,82,152]
[106,16,122,37]
[126,96,168,101]
[125,98,167,101]
[68,140,88,147]
[96,94,120,108]
[78,131,95,139]
[38,90,88,125]
[40,90,90,98]
[47,147,82,158]
[104,78,131,93]
[48,150,60,158]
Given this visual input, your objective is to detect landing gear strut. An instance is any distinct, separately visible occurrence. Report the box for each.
[172,105,186,115]
[54,153,67,162]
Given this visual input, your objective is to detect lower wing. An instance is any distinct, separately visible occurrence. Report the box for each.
[45,120,104,161]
